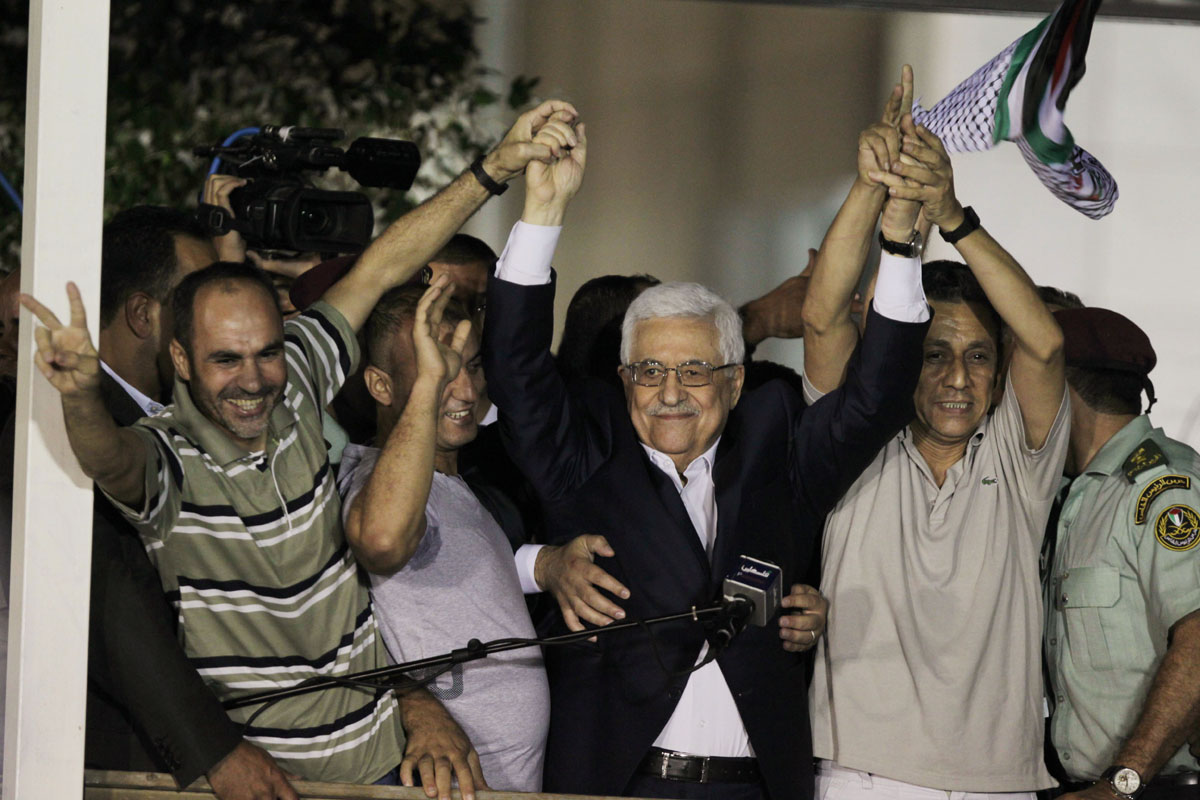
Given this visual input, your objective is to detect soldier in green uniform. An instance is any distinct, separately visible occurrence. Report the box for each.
[1045,307,1200,800]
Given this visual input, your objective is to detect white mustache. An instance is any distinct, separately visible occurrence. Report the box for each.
[647,402,700,417]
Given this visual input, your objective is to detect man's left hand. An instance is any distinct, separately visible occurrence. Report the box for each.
[778,584,828,653]
[398,688,488,800]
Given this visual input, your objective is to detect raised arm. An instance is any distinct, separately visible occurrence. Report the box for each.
[322,99,578,332]
[344,277,470,574]
[803,65,922,393]
[880,121,1065,448]
[481,118,595,503]
[20,283,146,507]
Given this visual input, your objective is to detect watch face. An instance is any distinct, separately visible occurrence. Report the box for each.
[1114,768,1142,795]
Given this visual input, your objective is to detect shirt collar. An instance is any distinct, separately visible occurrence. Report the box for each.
[1082,414,1154,477]
[100,360,165,416]
[641,437,721,483]
[167,373,297,467]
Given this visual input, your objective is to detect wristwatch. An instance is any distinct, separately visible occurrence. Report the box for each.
[1102,766,1146,800]
[877,228,924,259]
[939,205,981,244]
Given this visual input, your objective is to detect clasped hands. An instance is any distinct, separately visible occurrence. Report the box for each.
[858,65,965,238]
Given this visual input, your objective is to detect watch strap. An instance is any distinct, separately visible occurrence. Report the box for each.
[469,156,508,196]
[878,229,923,259]
[939,205,981,244]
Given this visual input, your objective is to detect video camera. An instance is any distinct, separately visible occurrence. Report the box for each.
[194,126,421,254]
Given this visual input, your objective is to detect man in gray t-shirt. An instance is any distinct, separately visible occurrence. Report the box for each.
[338,280,630,792]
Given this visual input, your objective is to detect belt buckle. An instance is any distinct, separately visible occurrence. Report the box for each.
[660,751,686,780]
[699,756,710,783]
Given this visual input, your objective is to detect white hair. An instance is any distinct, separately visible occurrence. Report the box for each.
[620,281,745,366]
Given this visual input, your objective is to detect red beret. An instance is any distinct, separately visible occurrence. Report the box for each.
[1053,307,1156,376]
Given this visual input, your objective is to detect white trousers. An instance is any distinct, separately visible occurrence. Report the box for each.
[817,761,1038,800]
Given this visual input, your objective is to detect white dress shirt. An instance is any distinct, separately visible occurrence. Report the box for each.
[100,360,165,416]
[641,440,755,757]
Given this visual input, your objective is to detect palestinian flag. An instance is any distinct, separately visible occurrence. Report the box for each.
[912,0,1117,219]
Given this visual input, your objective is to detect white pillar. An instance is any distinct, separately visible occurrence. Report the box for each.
[4,0,110,795]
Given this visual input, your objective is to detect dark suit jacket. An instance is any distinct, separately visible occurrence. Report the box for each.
[483,276,928,800]
[83,372,241,786]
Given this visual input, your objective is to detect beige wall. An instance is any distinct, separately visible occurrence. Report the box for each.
[470,0,888,369]
[470,1,1200,447]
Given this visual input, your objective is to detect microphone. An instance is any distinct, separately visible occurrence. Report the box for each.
[722,555,782,628]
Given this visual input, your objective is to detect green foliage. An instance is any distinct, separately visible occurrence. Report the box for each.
[0,0,536,265]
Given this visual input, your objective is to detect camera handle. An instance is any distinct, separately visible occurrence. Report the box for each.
[196,202,251,238]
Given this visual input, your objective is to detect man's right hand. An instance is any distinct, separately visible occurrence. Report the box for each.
[535,535,630,633]
[522,117,588,227]
[411,274,472,388]
[861,65,922,241]
[206,740,298,800]
[20,282,101,397]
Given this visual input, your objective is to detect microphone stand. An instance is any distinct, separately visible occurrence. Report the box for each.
[224,601,743,711]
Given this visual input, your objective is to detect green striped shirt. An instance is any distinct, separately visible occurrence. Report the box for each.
[108,301,404,784]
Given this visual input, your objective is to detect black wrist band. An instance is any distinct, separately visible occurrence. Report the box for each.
[469,157,508,196]
[939,205,980,244]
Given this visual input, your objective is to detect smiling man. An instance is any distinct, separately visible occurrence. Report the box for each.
[335,280,632,792]
[482,120,930,800]
[168,266,286,448]
[801,109,1069,800]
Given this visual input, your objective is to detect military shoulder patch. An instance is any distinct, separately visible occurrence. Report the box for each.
[1155,504,1200,552]
[1124,439,1169,483]
[1134,475,1192,524]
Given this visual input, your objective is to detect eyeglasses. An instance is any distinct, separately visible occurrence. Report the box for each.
[624,360,737,387]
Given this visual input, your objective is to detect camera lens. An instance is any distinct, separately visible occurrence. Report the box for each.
[298,202,333,236]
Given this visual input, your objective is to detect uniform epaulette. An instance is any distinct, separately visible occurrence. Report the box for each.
[1123,439,1169,483]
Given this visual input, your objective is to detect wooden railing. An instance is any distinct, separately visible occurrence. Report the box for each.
[83,770,632,800]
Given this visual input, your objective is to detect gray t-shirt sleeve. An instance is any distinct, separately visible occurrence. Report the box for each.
[336,443,381,526]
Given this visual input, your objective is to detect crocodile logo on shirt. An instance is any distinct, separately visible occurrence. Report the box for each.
[981,476,998,486]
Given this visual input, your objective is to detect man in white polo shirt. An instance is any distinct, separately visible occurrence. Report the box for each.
[800,107,1069,799]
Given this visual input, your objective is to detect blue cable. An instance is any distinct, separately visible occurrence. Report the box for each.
[206,126,261,176]
[0,168,21,214]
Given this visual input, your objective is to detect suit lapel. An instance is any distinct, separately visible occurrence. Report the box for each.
[639,449,710,570]
[710,411,745,586]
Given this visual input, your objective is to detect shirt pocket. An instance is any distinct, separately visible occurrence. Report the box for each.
[1059,566,1120,671]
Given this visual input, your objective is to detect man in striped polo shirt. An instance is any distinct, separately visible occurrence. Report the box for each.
[21,99,577,794]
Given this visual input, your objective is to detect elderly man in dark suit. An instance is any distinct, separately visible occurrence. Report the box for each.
[481,121,931,800]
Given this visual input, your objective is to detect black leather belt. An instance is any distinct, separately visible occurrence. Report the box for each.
[638,747,761,784]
